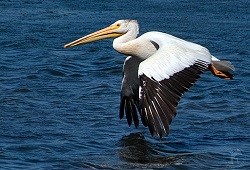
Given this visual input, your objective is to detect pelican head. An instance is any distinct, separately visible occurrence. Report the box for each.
[64,20,138,48]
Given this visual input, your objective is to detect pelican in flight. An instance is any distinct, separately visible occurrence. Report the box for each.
[64,20,234,138]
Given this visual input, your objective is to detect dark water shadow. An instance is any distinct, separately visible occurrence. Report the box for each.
[117,133,190,168]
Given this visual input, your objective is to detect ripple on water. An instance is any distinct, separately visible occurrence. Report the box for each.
[13,87,32,93]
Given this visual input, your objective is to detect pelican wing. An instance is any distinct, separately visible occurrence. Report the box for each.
[138,33,211,137]
[120,56,143,128]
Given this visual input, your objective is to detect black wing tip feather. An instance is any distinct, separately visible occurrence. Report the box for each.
[140,75,173,138]
[120,96,140,128]
[119,97,125,119]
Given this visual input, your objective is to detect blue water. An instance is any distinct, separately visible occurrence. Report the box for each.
[1,0,250,169]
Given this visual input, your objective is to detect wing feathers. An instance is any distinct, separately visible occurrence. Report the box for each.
[153,95,170,133]
[120,56,142,128]
[120,96,139,127]
[142,95,155,136]
[130,99,139,127]
[124,98,132,126]
[139,59,209,138]
[145,82,166,137]
[119,96,125,119]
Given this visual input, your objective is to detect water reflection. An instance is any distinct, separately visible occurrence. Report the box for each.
[118,133,184,166]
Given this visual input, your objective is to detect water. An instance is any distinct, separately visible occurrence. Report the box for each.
[0,0,249,169]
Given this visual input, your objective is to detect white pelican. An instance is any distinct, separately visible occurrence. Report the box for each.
[64,20,234,138]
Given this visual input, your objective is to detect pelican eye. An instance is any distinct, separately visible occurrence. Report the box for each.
[116,23,121,27]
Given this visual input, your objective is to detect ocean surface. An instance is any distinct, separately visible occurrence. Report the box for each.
[1,0,249,169]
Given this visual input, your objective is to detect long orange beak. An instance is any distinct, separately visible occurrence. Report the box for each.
[64,24,123,48]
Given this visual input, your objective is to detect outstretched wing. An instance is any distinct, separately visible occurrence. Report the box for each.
[138,32,212,138]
